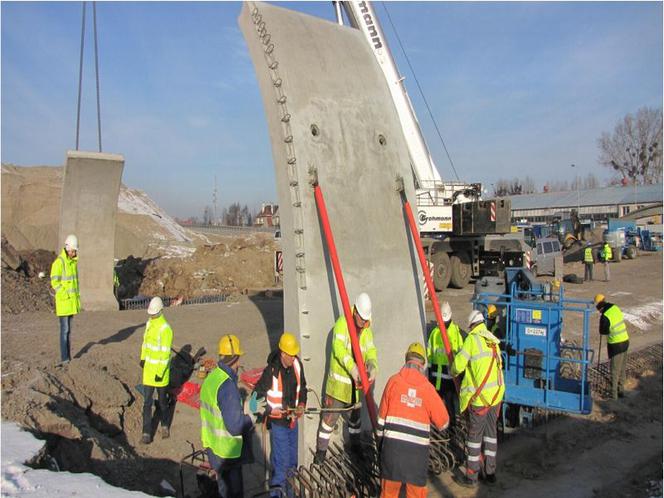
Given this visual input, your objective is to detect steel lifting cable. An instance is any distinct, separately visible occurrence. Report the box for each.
[381,2,460,181]
[74,1,103,152]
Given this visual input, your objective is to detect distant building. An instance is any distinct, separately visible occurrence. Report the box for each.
[255,203,279,227]
[498,184,663,224]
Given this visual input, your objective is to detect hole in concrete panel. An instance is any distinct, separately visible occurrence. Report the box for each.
[378,134,387,146]
[310,124,320,137]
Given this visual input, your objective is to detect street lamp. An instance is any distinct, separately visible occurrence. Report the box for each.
[571,164,580,215]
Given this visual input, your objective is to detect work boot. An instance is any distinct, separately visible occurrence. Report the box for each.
[483,473,497,485]
[161,427,170,439]
[453,473,478,488]
[313,450,326,465]
[141,433,152,444]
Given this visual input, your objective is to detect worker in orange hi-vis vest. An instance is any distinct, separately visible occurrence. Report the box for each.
[377,343,449,498]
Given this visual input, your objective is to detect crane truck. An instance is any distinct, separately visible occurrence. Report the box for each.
[335,1,528,290]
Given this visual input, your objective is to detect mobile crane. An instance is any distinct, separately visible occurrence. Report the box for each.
[335,1,528,289]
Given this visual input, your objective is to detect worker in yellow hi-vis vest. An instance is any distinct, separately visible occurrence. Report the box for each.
[595,294,630,400]
[583,242,595,282]
[140,297,173,444]
[50,234,80,364]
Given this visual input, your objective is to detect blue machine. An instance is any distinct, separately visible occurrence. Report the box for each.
[474,268,594,427]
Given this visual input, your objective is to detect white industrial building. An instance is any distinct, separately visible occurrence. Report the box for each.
[500,184,663,224]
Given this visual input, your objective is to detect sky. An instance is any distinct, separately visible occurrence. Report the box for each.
[2,1,662,218]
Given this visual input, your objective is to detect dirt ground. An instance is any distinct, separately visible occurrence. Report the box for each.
[1,251,661,497]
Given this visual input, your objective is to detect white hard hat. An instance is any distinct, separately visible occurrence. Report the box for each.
[147,297,164,316]
[440,301,452,322]
[468,309,484,327]
[64,234,79,251]
[354,292,372,321]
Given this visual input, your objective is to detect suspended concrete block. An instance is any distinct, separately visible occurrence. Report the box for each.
[59,150,124,311]
[240,2,427,463]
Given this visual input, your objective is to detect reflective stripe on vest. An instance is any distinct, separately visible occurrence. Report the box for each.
[200,367,243,459]
[604,305,629,344]
[266,358,302,414]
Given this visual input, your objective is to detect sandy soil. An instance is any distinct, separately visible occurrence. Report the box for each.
[1,252,661,497]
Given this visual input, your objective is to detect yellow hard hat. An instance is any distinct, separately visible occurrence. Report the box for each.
[487,304,498,319]
[218,334,244,356]
[594,294,605,305]
[406,342,426,360]
[278,332,300,356]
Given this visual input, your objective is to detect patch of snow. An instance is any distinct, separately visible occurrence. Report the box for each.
[117,187,193,243]
[608,291,632,297]
[1,421,154,497]
[621,301,663,331]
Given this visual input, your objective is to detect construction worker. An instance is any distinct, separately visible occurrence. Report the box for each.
[200,334,266,498]
[426,301,463,427]
[253,332,308,496]
[314,292,377,464]
[486,304,502,339]
[583,242,595,282]
[140,297,173,444]
[600,242,613,282]
[50,234,80,364]
[451,309,505,488]
[377,343,449,498]
[595,294,630,399]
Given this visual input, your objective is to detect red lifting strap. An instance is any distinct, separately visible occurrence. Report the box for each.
[313,183,378,432]
[400,196,460,394]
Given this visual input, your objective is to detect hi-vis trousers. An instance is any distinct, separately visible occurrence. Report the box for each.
[465,403,500,481]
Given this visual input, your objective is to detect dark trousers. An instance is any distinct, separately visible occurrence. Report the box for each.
[316,396,361,452]
[431,377,458,428]
[610,350,628,399]
[465,404,499,481]
[270,422,298,496]
[207,449,244,498]
[584,263,594,281]
[142,385,169,435]
[59,315,73,362]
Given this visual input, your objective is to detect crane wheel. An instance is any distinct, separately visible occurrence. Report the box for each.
[449,251,472,289]
[430,251,451,291]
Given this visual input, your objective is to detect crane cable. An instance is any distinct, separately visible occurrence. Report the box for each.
[74,1,103,152]
[381,2,460,182]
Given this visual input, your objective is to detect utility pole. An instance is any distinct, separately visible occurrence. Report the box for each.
[213,176,218,225]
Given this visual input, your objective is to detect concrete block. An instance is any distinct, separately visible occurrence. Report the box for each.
[59,150,124,311]
[240,2,427,462]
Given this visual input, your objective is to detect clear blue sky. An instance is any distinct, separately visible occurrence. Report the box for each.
[2,1,662,218]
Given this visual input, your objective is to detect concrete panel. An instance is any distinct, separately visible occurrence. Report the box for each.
[240,2,427,462]
[59,150,124,311]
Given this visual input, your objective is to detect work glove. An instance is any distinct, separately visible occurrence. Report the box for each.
[154,374,163,382]
[294,404,305,419]
[366,362,377,384]
[245,395,266,424]
[139,360,145,369]
[350,365,361,385]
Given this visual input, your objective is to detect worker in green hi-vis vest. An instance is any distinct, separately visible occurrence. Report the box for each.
[595,294,630,400]
[200,334,266,498]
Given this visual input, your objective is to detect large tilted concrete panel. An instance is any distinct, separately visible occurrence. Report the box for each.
[240,3,428,462]
[59,150,124,311]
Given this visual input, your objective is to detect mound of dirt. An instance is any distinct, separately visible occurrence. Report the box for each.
[138,233,279,298]
[1,164,207,258]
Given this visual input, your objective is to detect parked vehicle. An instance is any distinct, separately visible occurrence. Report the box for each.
[531,237,563,276]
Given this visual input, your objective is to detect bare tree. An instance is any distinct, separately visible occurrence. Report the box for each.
[598,107,663,184]
[493,177,536,196]
[582,173,599,190]
[224,202,242,226]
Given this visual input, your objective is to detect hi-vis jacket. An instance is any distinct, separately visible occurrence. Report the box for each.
[50,249,80,317]
[601,244,613,262]
[141,314,173,387]
[600,303,629,345]
[427,321,464,390]
[325,315,377,404]
[254,349,308,428]
[451,322,505,412]
[584,247,595,263]
[377,362,449,486]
